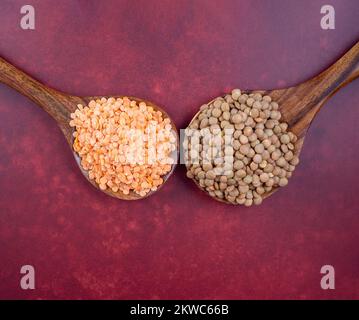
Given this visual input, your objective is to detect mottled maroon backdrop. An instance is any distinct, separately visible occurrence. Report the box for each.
[0,0,358,300]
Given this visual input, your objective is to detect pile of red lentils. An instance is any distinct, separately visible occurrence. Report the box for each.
[70,97,177,197]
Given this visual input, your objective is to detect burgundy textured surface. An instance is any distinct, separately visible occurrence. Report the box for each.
[0,0,359,300]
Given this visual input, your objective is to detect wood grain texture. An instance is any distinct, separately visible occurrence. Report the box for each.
[0,57,179,200]
[187,41,359,204]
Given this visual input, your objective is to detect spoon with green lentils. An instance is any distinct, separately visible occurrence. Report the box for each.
[184,41,359,206]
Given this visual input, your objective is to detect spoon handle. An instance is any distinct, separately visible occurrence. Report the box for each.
[274,41,359,136]
[306,41,359,98]
[0,56,77,125]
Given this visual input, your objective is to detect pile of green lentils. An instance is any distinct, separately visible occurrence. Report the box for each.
[184,89,300,206]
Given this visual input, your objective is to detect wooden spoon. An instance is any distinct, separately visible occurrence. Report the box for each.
[0,57,179,200]
[187,41,359,204]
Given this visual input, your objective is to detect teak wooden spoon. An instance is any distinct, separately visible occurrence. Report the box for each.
[0,57,179,200]
[187,41,359,204]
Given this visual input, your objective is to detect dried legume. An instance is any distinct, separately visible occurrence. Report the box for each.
[70,97,176,197]
[184,89,299,206]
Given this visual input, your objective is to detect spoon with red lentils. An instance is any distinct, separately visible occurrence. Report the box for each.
[184,41,358,206]
[0,57,179,200]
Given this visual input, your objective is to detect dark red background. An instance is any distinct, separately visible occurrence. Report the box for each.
[0,0,358,299]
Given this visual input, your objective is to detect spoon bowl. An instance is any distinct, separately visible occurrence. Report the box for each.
[0,58,179,200]
[187,41,359,204]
